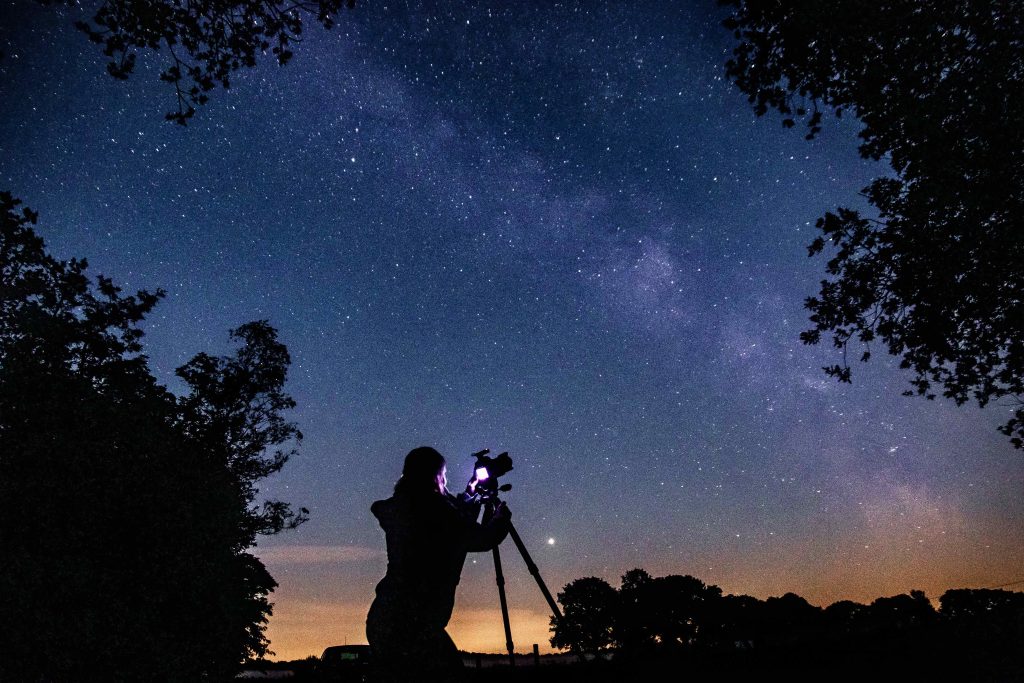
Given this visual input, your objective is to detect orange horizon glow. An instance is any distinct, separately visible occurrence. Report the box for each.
[258,532,1024,662]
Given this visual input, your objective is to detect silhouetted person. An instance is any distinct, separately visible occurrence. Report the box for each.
[366,446,510,682]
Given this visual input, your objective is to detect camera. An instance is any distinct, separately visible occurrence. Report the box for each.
[472,449,513,499]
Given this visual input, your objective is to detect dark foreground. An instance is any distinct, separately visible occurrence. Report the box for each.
[257,646,1023,683]
[469,655,1020,683]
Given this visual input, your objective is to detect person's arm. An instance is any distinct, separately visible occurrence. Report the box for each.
[446,489,481,522]
[436,493,510,551]
[464,502,510,552]
[449,472,483,520]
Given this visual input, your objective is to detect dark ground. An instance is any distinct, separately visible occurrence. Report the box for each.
[463,653,1022,683]
[266,647,1023,683]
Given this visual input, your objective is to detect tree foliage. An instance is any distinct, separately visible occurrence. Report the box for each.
[37,0,353,123]
[0,192,306,680]
[615,568,655,653]
[550,576,618,655]
[550,567,1023,677]
[552,570,730,656]
[641,574,722,651]
[940,588,1024,673]
[720,1,1024,447]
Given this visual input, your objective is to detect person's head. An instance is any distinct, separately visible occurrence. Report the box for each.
[394,446,447,496]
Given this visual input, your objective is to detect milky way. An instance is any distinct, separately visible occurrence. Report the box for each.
[2,0,1021,659]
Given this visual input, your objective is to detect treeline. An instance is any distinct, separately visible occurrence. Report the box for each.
[550,569,1024,678]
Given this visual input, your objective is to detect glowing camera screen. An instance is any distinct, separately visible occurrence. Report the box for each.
[475,467,490,481]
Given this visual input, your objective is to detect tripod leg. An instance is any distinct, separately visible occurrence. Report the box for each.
[507,521,564,623]
[491,545,516,667]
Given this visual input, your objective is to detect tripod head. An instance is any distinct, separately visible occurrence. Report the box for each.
[472,449,513,501]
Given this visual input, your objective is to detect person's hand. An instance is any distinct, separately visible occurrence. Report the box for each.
[466,473,479,495]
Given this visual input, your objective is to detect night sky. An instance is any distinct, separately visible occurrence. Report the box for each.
[2,0,1022,661]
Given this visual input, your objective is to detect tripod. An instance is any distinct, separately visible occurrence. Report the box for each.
[485,499,564,667]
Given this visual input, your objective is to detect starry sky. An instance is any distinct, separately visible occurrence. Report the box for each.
[2,0,1022,661]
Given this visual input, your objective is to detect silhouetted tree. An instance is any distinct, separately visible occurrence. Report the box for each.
[31,0,354,123]
[720,1,1024,447]
[714,593,766,650]
[0,193,306,681]
[176,319,308,538]
[941,588,1024,642]
[615,568,655,655]
[644,574,723,651]
[940,588,1024,677]
[761,592,822,647]
[868,590,937,633]
[550,577,618,656]
[822,599,869,642]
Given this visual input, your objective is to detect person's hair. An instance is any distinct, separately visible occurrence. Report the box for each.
[394,446,446,496]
